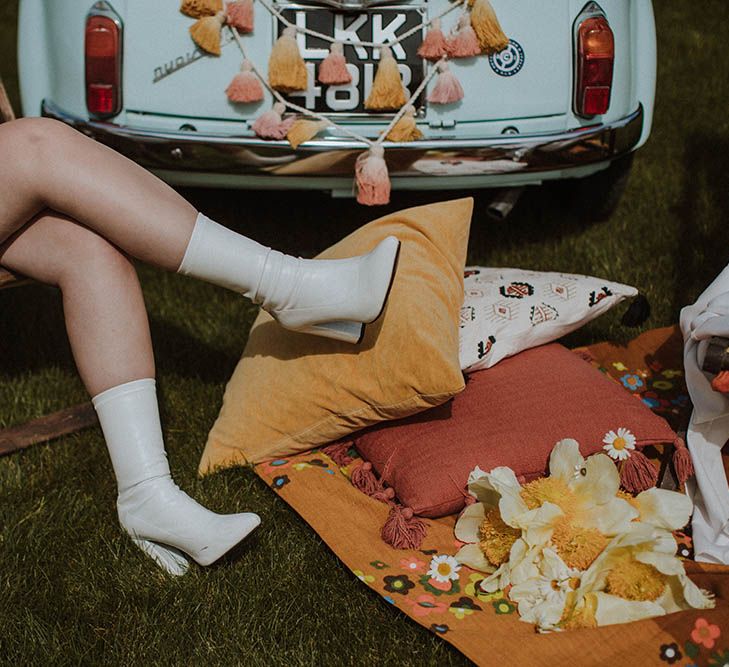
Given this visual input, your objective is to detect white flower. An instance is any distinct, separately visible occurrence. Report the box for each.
[427,554,461,583]
[509,548,581,628]
[602,428,636,461]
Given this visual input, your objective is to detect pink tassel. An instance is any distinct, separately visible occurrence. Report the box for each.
[251,102,295,139]
[226,60,263,103]
[354,144,390,206]
[418,18,447,61]
[427,62,464,105]
[372,486,396,504]
[619,451,659,493]
[673,438,694,485]
[381,506,428,550]
[321,442,354,466]
[351,461,381,495]
[225,0,253,33]
[447,15,482,58]
[318,42,352,85]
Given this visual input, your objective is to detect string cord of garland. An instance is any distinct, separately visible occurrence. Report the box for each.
[181,0,509,204]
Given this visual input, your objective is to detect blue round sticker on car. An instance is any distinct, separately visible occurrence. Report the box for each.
[489,40,525,77]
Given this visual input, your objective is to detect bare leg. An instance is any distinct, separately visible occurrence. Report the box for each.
[0,117,197,270]
[0,210,153,395]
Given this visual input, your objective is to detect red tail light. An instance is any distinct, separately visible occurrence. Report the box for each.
[85,14,122,117]
[575,15,614,117]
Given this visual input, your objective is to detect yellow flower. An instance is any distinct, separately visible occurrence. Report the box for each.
[562,524,715,631]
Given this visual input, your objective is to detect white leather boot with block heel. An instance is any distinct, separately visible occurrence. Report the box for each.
[92,379,260,576]
[177,213,400,344]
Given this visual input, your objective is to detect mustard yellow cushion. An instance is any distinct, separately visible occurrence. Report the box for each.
[198,197,473,473]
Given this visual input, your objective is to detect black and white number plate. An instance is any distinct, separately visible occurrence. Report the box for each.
[278,6,426,115]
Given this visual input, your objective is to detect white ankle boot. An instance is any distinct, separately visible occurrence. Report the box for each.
[178,213,401,344]
[92,379,260,576]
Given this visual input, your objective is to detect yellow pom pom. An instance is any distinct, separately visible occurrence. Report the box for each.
[385,105,423,142]
[470,0,509,54]
[189,11,225,56]
[269,26,308,92]
[180,0,223,19]
[287,119,329,149]
[365,46,407,111]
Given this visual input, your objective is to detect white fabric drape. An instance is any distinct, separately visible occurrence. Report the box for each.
[681,266,729,564]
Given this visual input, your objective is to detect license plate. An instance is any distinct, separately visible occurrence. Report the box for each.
[278,6,426,115]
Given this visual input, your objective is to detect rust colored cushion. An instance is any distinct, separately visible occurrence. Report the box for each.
[353,343,680,518]
[198,198,473,472]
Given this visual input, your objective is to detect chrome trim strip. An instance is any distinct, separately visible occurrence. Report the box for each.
[42,99,643,180]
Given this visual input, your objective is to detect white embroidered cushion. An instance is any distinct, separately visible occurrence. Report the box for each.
[459,267,639,372]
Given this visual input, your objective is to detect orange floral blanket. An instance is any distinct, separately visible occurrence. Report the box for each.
[254,327,729,666]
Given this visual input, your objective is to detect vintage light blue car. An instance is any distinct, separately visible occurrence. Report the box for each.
[18,0,656,214]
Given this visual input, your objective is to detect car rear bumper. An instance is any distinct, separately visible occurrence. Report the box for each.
[42,99,643,187]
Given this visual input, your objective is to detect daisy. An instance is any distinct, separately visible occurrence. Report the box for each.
[602,428,636,461]
[427,554,461,583]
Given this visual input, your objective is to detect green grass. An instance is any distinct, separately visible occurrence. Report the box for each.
[3,2,729,664]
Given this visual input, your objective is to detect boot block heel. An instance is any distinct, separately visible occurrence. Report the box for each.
[131,537,190,576]
[298,320,365,344]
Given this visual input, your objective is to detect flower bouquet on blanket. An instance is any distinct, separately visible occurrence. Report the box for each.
[454,439,715,632]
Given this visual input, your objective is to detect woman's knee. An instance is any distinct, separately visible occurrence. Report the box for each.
[0,117,77,169]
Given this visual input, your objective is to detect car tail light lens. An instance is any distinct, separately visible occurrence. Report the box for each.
[85,14,122,117]
[575,15,614,117]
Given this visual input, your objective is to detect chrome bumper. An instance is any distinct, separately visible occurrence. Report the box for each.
[42,100,643,182]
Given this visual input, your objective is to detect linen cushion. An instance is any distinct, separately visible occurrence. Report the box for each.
[198,197,473,473]
[354,343,680,518]
[459,267,638,372]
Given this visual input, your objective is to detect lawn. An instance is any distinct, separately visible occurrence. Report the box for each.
[2,2,729,664]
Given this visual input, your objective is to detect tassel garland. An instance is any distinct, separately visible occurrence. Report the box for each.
[385,105,423,142]
[318,42,352,85]
[365,45,407,111]
[417,18,447,61]
[269,26,308,92]
[251,102,295,139]
[619,451,659,494]
[427,62,464,105]
[355,145,391,206]
[180,0,223,18]
[287,118,329,149]
[470,0,509,54]
[381,506,428,550]
[225,0,254,33]
[226,60,263,103]
[447,14,482,58]
[189,11,226,56]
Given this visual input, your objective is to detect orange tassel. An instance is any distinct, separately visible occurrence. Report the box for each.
[226,60,263,103]
[269,26,308,92]
[470,0,509,54]
[251,102,295,140]
[427,62,464,104]
[355,145,390,206]
[619,451,658,493]
[673,438,694,485]
[385,105,423,142]
[287,118,329,149]
[365,45,407,111]
[225,0,254,33]
[417,18,447,61]
[189,11,226,56]
[318,42,352,85]
[447,14,482,58]
[180,0,223,18]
